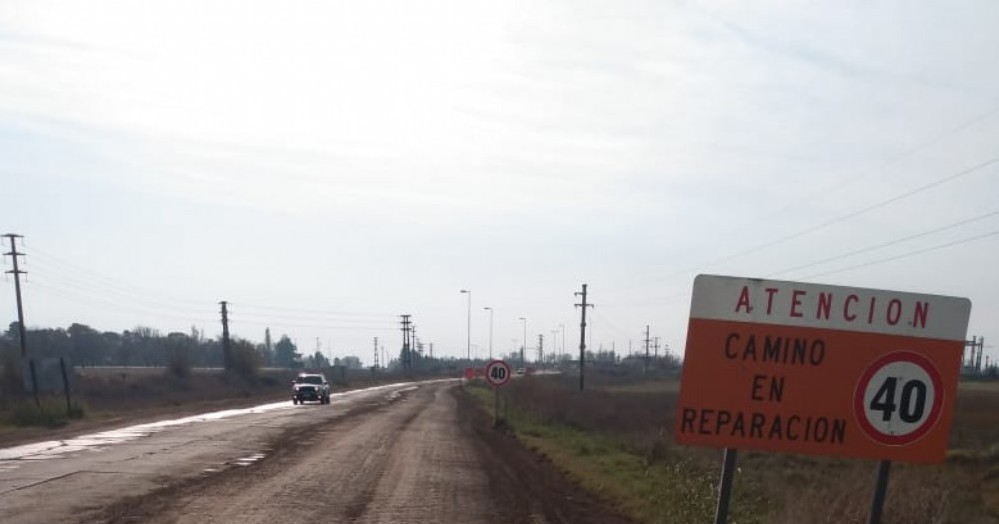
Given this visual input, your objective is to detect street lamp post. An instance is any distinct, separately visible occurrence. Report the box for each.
[560,323,566,361]
[484,307,494,359]
[460,289,471,361]
[518,317,527,368]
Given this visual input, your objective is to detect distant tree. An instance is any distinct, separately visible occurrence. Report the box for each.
[340,355,363,369]
[165,332,193,377]
[273,335,301,368]
[258,328,274,366]
[307,351,330,369]
[68,323,104,366]
[229,338,261,378]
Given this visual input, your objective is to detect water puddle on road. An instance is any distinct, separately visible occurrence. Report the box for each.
[0,380,447,471]
[232,452,267,466]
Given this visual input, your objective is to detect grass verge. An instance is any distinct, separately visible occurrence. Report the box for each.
[5,397,86,428]
[466,382,770,523]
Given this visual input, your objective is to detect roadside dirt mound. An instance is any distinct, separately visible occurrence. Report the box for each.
[455,387,635,524]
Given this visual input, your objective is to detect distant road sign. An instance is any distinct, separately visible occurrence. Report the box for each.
[485,360,512,388]
[675,275,970,463]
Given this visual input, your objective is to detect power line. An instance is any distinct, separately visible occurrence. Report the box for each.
[688,156,999,273]
[801,229,999,280]
[765,103,999,220]
[28,247,205,308]
[636,155,999,291]
[765,209,999,278]
[26,259,210,314]
[28,279,216,323]
[237,302,394,318]
[231,318,398,331]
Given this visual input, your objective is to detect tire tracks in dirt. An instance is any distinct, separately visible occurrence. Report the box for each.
[83,382,633,524]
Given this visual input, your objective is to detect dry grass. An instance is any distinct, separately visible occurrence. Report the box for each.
[487,373,999,524]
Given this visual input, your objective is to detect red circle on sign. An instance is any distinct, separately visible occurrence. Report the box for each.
[484,359,511,388]
[853,351,944,446]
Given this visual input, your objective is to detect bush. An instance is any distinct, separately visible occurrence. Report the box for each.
[5,397,85,428]
[166,346,191,378]
[228,339,261,379]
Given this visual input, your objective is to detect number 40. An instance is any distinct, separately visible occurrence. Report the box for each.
[869,377,927,423]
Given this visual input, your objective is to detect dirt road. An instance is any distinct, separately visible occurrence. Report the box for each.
[107,383,497,523]
[2,381,630,524]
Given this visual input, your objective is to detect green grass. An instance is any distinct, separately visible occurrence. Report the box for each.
[467,383,771,524]
[601,380,681,395]
[2,397,86,428]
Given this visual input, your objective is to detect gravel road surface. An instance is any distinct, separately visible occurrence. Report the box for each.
[1,380,631,524]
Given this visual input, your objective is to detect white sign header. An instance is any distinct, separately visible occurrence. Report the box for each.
[690,275,971,341]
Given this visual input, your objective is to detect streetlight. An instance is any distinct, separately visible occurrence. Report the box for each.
[460,289,471,361]
[483,307,494,359]
[518,317,527,368]
[560,323,566,361]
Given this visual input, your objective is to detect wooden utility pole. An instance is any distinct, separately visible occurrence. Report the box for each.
[644,325,651,374]
[574,284,593,391]
[3,234,28,359]
[219,301,231,371]
[537,334,544,366]
[400,315,412,373]
[4,233,38,404]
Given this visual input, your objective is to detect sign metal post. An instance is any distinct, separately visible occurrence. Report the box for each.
[485,359,512,427]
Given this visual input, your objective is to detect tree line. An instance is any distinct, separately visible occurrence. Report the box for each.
[0,322,366,371]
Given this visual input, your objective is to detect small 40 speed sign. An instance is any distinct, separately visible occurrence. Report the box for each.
[854,351,944,446]
[485,359,512,388]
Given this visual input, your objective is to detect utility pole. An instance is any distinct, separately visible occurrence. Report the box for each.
[518,317,527,368]
[551,330,558,365]
[560,323,566,361]
[460,289,471,362]
[654,336,660,360]
[484,307,494,359]
[219,301,231,371]
[3,234,28,360]
[575,283,592,391]
[400,315,412,374]
[373,337,379,369]
[4,233,38,404]
[644,325,651,374]
[537,334,544,366]
[975,336,984,374]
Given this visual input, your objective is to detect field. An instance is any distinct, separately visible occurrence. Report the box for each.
[0,366,434,445]
[469,374,999,524]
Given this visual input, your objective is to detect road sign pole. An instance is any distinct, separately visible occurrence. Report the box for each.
[493,387,500,427]
[713,447,738,524]
[866,460,892,524]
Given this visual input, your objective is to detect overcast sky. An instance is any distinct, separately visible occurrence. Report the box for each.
[1,1,997,366]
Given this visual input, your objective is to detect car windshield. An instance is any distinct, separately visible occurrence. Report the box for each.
[296,376,323,385]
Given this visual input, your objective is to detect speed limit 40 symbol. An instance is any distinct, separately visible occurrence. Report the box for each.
[854,351,944,446]
[485,360,511,388]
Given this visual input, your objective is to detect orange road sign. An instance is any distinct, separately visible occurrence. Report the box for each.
[675,275,971,463]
